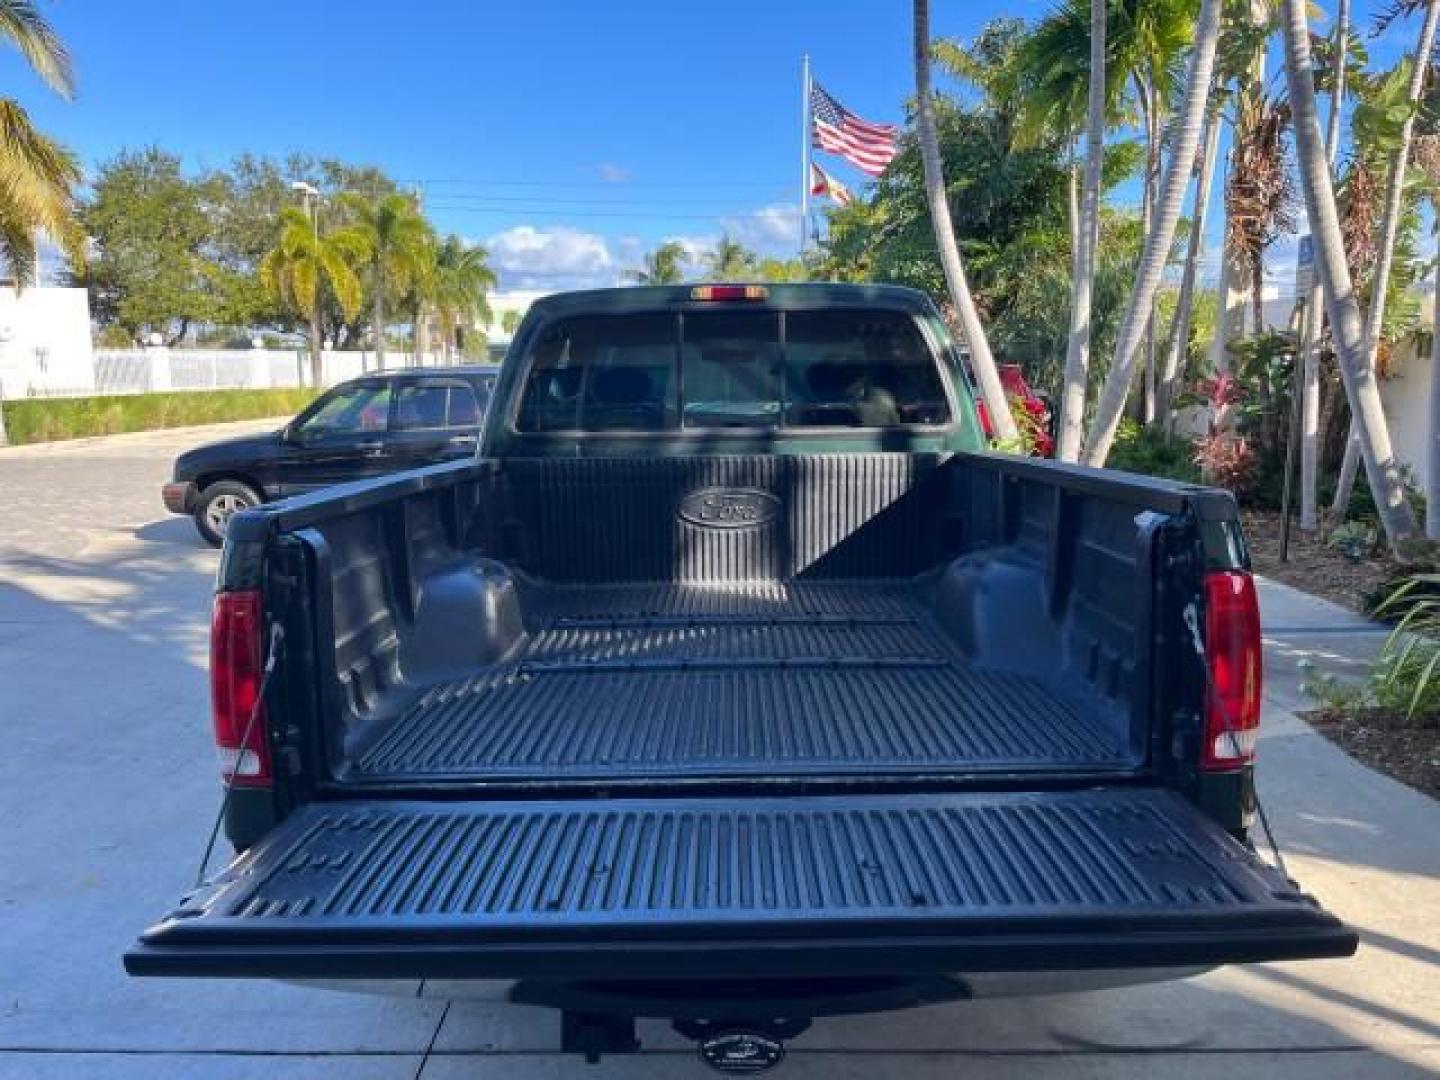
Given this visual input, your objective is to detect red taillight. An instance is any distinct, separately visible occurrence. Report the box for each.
[1202,570,1262,770]
[689,285,768,301]
[974,397,996,438]
[210,590,272,787]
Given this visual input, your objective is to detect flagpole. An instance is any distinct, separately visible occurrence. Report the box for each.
[800,54,811,255]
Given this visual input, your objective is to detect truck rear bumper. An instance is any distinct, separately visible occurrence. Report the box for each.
[125,789,1356,983]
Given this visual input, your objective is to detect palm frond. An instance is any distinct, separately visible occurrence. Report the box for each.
[0,0,73,97]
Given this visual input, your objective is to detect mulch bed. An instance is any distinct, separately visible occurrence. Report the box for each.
[1241,508,1402,614]
[1304,709,1440,800]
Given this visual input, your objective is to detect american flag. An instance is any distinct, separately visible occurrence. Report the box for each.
[810,82,898,177]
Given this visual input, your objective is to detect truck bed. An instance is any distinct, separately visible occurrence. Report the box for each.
[347,581,1130,782]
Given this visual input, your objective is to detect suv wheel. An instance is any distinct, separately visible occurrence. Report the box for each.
[194,480,262,547]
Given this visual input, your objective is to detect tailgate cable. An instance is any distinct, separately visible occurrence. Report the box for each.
[1181,603,1290,881]
[193,621,285,888]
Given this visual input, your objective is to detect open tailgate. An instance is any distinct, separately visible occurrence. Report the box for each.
[126,789,1354,979]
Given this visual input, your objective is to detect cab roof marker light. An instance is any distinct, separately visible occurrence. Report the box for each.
[691,285,769,301]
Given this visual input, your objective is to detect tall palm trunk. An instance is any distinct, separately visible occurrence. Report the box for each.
[1140,101,1162,426]
[1080,0,1223,466]
[1331,0,1440,521]
[913,0,1018,442]
[1158,104,1221,427]
[1055,0,1108,462]
[1299,0,1349,531]
[372,271,386,372]
[1281,0,1418,548]
[308,309,324,387]
[1429,218,1440,538]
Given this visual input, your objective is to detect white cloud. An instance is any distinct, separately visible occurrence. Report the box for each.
[486,225,621,290]
[720,204,803,254]
[597,162,631,183]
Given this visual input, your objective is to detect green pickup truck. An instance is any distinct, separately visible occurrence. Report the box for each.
[126,284,1353,1072]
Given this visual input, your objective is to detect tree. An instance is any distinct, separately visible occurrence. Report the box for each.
[1280,0,1419,548]
[501,308,523,336]
[704,233,757,280]
[1156,101,1222,425]
[80,148,218,344]
[1225,94,1298,336]
[1062,0,1108,460]
[431,235,495,359]
[341,192,432,368]
[0,0,82,283]
[1081,0,1224,465]
[754,256,808,282]
[1299,0,1353,532]
[1331,0,1440,520]
[259,207,368,384]
[633,241,688,285]
[914,0,1018,441]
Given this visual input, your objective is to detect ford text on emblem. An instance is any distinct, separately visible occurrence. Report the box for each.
[699,1031,785,1073]
[679,489,781,529]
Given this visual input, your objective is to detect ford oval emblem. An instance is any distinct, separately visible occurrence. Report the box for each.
[698,1031,786,1073]
[679,488,780,529]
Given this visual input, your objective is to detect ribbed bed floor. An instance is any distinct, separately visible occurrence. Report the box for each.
[350,582,1130,781]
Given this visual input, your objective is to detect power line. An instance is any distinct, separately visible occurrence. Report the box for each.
[417,177,788,190]
[427,203,800,222]
[426,191,790,208]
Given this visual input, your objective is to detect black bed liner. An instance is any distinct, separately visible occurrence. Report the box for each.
[348,582,1129,782]
[126,787,1354,979]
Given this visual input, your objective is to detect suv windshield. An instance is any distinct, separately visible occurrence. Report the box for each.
[514,308,949,433]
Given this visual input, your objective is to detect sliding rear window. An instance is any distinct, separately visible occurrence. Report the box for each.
[514,308,951,433]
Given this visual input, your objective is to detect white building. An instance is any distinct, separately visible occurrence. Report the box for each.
[0,287,94,398]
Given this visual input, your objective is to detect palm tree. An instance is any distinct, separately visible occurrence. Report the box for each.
[1206,0,1281,377]
[1225,94,1298,335]
[705,233,757,280]
[431,235,495,359]
[914,0,1018,442]
[1081,0,1224,465]
[1024,0,1113,460]
[260,207,368,385]
[0,1,84,447]
[340,192,432,370]
[1156,102,1222,426]
[1280,0,1418,549]
[1331,0,1440,521]
[632,241,687,285]
[1299,0,1351,532]
[501,308,523,337]
[1416,135,1440,537]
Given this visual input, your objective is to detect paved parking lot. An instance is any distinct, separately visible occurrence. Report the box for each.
[0,423,1437,1078]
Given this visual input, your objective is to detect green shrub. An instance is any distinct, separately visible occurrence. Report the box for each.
[1105,420,1202,484]
[1,388,320,446]
[1313,572,1440,720]
[1328,521,1378,563]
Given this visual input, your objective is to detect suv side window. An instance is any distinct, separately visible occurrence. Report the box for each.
[394,383,483,431]
[296,383,391,438]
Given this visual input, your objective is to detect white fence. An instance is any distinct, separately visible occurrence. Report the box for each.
[2,348,448,401]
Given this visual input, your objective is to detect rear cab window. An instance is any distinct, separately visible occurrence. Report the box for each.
[513,308,952,434]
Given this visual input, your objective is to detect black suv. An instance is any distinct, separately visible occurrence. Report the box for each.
[162,366,498,545]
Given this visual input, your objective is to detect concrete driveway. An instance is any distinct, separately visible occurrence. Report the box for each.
[0,423,1436,1078]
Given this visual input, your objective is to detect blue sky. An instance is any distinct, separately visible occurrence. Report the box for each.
[0,0,1420,290]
